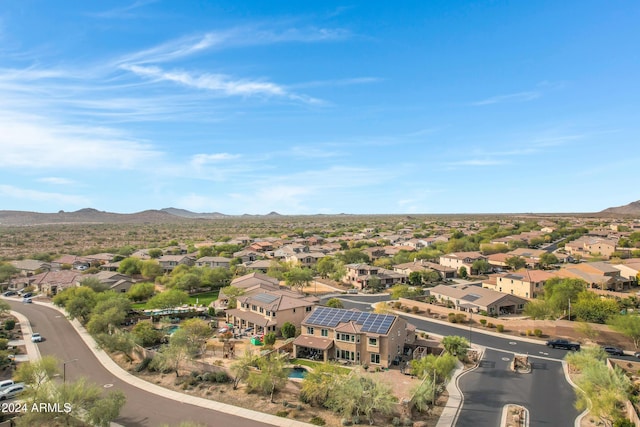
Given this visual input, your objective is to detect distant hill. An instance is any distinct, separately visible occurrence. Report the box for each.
[0,207,283,226]
[0,208,183,226]
[599,200,640,216]
[160,207,229,219]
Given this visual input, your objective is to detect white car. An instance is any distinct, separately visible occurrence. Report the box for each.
[0,383,25,400]
[0,380,16,393]
[31,333,42,343]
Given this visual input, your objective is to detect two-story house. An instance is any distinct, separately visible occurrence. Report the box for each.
[438,252,487,274]
[157,255,195,273]
[195,256,231,269]
[293,306,415,368]
[482,269,555,299]
[344,264,407,290]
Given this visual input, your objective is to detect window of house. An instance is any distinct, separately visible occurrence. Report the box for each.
[259,307,264,313]
[306,306,312,312]
[368,337,378,347]
[321,329,328,337]
[370,353,380,364]
[307,327,314,335]
[252,305,257,311]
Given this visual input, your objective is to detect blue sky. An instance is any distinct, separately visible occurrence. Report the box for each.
[1,1,638,215]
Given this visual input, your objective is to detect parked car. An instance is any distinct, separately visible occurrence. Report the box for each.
[21,292,32,299]
[0,380,16,393]
[22,297,32,304]
[31,333,42,343]
[2,291,16,297]
[0,383,25,400]
[602,346,624,356]
[545,339,580,351]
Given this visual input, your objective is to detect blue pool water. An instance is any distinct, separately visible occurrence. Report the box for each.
[167,325,180,335]
[288,367,308,379]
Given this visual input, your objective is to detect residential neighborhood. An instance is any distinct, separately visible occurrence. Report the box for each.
[2,213,640,426]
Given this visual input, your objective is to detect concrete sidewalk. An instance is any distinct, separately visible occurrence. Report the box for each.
[10,310,42,362]
[22,300,313,427]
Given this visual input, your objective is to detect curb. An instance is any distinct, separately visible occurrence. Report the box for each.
[10,310,41,361]
[32,300,314,427]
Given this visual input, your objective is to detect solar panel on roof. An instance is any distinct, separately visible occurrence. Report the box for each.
[461,294,481,302]
[305,307,396,334]
[253,293,279,304]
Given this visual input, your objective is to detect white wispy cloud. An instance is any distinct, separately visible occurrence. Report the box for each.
[0,185,90,206]
[445,159,506,166]
[121,64,322,103]
[38,177,76,185]
[88,0,159,19]
[471,91,540,106]
[191,153,241,167]
[289,77,380,89]
[0,110,161,169]
[116,26,349,66]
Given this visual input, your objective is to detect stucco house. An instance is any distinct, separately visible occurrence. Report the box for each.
[438,252,487,274]
[344,264,408,290]
[482,269,555,299]
[428,284,528,315]
[293,306,415,368]
[195,256,231,269]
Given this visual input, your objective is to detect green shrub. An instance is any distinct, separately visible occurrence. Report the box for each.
[134,357,152,372]
[448,313,457,323]
[496,324,504,333]
[526,330,533,336]
[310,416,326,426]
[411,306,420,314]
[487,322,495,328]
[4,319,15,331]
[276,410,289,418]
[479,319,487,326]
[534,329,543,337]
[455,313,467,323]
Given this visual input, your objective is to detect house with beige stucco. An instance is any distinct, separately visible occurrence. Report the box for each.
[482,269,555,299]
[224,288,317,336]
[293,306,415,368]
[428,283,528,315]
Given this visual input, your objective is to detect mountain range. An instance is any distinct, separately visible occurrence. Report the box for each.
[0,201,638,226]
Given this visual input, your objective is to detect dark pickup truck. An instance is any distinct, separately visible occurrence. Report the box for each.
[546,339,580,351]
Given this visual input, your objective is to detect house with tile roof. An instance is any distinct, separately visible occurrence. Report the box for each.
[482,269,555,299]
[565,236,619,259]
[556,261,631,291]
[9,259,51,276]
[292,306,415,368]
[12,270,83,295]
[344,264,408,290]
[225,288,317,336]
[438,252,487,274]
[157,254,195,273]
[195,256,231,269]
[428,283,528,315]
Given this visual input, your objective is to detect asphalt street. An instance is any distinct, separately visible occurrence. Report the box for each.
[7,299,278,427]
[336,294,583,426]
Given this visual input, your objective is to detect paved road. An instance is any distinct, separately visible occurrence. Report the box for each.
[335,295,582,426]
[7,299,280,427]
[456,349,578,426]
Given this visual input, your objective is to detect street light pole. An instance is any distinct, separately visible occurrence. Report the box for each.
[469,310,473,347]
[63,359,78,384]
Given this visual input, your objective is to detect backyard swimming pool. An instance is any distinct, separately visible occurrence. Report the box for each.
[288,366,308,379]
